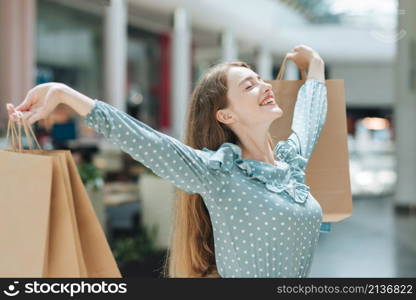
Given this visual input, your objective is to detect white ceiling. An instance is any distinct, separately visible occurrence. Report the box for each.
[129,0,396,63]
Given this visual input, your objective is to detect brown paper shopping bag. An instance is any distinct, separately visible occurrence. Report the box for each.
[267,56,353,223]
[0,118,121,277]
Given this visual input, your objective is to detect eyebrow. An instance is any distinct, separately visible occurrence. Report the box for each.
[238,75,262,87]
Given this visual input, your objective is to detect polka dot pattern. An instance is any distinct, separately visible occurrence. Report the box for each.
[83,78,328,278]
[289,78,328,161]
[84,99,216,195]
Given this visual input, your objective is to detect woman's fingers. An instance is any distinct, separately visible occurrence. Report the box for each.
[8,84,63,125]
[27,110,41,126]
[6,102,35,123]
[6,103,19,121]
[6,103,14,115]
[15,100,32,111]
[16,88,37,111]
[286,51,295,59]
[17,111,35,126]
[27,86,61,125]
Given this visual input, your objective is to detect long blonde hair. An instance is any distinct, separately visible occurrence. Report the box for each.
[163,61,274,277]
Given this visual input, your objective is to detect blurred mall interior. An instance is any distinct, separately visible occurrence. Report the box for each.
[0,0,415,277]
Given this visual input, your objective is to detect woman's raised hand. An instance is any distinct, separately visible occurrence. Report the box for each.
[7,82,95,125]
[285,45,323,70]
[7,82,70,125]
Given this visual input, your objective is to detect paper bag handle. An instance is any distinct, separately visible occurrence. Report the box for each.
[6,113,42,152]
[275,54,308,81]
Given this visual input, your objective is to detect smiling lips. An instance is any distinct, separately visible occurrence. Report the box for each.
[259,93,276,106]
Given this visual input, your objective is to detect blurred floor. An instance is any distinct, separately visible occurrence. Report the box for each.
[310,195,416,277]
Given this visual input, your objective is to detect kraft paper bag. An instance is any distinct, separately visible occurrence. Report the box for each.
[0,119,121,277]
[267,56,353,224]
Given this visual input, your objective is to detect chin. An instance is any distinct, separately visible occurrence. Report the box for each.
[272,106,283,115]
[272,107,283,120]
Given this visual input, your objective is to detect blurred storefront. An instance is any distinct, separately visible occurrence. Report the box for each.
[33,0,168,182]
[36,0,104,99]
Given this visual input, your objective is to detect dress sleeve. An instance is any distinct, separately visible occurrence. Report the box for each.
[286,78,328,161]
[84,99,214,195]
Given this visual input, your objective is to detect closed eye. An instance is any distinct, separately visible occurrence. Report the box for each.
[243,75,263,90]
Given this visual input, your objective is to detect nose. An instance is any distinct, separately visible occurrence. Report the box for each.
[263,81,272,93]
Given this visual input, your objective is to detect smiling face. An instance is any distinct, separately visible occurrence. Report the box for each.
[216,66,283,128]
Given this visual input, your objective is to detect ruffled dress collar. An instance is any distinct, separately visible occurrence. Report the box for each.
[202,141,311,205]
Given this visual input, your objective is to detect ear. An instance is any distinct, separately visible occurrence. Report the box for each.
[216,109,234,125]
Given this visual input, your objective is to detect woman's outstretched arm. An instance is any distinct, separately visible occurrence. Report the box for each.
[289,76,328,161]
[283,51,327,162]
[7,83,216,196]
[305,56,325,83]
[79,99,216,196]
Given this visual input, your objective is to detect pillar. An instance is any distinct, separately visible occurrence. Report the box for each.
[0,0,36,133]
[104,0,127,111]
[221,30,238,62]
[394,0,416,211]
[171,7,191,141]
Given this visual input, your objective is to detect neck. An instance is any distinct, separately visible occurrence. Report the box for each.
[234,126,276,165]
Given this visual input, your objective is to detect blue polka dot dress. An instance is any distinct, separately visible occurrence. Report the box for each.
[84,78,330,278]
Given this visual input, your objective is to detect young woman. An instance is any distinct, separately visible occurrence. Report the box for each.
[7,44,327,278]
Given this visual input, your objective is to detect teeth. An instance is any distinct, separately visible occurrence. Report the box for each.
[260,98,275,106]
